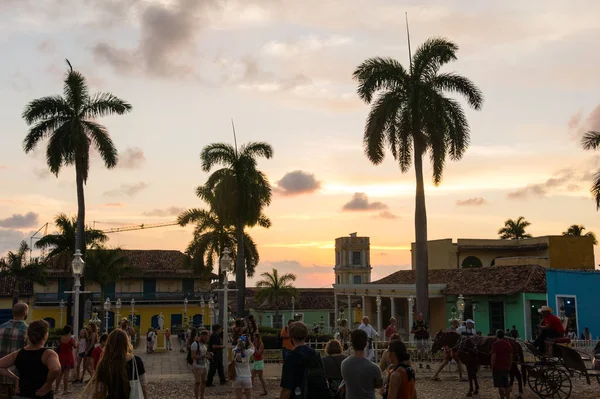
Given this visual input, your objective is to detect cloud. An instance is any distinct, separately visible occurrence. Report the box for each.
[377,211,398,219]
[0,229,28,256]
[33,167,51,179]
[250,260,332,287]
[262,35,352,58]
[118,147,146,169]
[342,192,388,211]
[0,165,7,170]
[507,169,584,199]
[568,105,600,138]
[276,171,321,196]
[92,0,205,77]
[103,203,126,208]
[37,40,55,54]
[103,182,149,197]
[0,212,39,228]
[456,197,488,206]
[142,207,185,217]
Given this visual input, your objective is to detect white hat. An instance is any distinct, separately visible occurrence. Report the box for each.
[465,319,475,324]
[538,306,553,314]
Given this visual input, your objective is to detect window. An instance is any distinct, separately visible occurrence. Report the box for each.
[461,256,483,268]
[336,275,340,284]
[182,279,194,295]
[143,279,156,300]
[557,296,578,335]
[489,301,505,332]
[273,314,283,329]
[336,252,340,266]
[293,313,304,321]
[352,251,361,265]
[329,312,336,327]
[103,283,115,299]
[353,275,362,284]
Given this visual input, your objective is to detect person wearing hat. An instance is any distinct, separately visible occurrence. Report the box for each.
[532,306,564,353]
[457,319,476,336]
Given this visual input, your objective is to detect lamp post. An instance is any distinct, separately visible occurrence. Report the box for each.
[407,294,415,342]
[104,297,111,332]
[130,298,135,325]
[116,298,122,325]
[208,298,214,332]
[219,247,234,368]
[89,309,101,330]
[472,303,476,322]
[291,296,295,322]
[184,297,188,326]
[457,294,466,323]
[70,250,85,339]
[59,299,65,328]
[200,296,205,328]
[376,294,382,337]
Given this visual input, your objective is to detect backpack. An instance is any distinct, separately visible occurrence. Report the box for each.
[296,348,333,399]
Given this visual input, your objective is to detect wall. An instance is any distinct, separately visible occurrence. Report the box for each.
[495,257,549,267]
[411,239,456,270]
[546,269,600,338]
[460,251,547,269]
[548,236,595,270]
[252,309,332,330]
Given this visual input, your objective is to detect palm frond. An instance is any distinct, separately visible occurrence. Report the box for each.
[240,142,273,160]
[84,92,132,118]
[64,69,89,112]
[200,143,237,172]
[352,57,408,103]
[363,90,405,165]
[582,131,600,151]
[412,37,458,80]
[82,120,118,168]
[592,171,600,210]
[431,72,483,110]
[21,96,72,125]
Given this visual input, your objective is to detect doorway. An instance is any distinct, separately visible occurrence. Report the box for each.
[489,301,505,333]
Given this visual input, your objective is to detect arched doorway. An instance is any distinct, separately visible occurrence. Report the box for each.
[44,317,56,328]
[461,256,483,268]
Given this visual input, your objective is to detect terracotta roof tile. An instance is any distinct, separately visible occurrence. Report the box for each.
[371,269,458,285]
[0,276,33,297]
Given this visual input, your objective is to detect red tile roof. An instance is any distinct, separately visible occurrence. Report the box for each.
[372,265,547,296]
[0,276,33,297]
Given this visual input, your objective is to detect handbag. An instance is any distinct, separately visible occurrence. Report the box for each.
[228,360,237,380]
[129,357,144,399]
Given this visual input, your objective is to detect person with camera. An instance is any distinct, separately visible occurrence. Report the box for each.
[232,335,254,399]
[358,317,379,361]
[191,330,211,399]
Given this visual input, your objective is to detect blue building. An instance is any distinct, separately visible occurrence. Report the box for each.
[546,269,600,340]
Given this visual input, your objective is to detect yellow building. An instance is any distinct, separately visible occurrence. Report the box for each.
[411,236,595,270]
[334,232,372,285]
[31,250,216,333]
[0,277,34,324]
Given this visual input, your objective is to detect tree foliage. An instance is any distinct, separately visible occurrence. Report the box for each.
[0,241,46,304]
[255,268,297,317]
[498,216,532,240]
[581,131,600,209]
[562,224,597,245]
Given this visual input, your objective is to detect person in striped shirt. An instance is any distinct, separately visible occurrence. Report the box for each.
[0,303,28,399]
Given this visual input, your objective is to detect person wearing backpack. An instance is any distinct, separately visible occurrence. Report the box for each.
[280,321,333,399]
[341,329,383,399]
[190,330,211,399]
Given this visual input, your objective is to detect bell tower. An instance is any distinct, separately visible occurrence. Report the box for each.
[334,232,371,285]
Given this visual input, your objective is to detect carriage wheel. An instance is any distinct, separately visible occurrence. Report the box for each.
[527,365,544,395]
[596,374,600,385]
[533,368,572,398]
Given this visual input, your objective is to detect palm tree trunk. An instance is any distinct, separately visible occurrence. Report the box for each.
[235,220,245,318]
[413,144,430,322]
[75,159,87,333]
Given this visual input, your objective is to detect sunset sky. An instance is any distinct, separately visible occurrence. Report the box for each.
[1,0,600,287]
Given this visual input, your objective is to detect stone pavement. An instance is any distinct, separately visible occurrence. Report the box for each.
[135,337,282,381]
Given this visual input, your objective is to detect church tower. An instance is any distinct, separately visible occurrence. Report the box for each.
[334,232,372,285]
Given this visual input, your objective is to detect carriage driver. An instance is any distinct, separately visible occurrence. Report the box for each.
[532,305,565,353]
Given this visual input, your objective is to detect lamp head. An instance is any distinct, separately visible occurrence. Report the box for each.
[116,298,122,309]
[71,249,85,276]
[220,247,234,273]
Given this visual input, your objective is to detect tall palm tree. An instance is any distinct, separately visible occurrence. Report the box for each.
[178,187,262,276]
[581,131,600,209]
[353,38,483,320]
[84,247,136,331]
[35,213,108,266]
[498,217,533,240]
[0,241,46,305]
[22,59,131,255]
[255,268,297,323]
[200,141,273,317]
[562,224,597,245]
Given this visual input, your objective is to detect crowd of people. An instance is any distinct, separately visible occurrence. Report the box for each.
[0,303,147,399]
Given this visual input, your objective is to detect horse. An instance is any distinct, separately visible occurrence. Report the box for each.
[431,331,527,398]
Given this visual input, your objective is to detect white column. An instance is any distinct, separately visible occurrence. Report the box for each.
[361,249,366,266]
[334,294,338,328]
[390,297,396,320]
[376,295,382,337]
[348,250,352,265]
[408,297,414,343]
[347,294,352,324]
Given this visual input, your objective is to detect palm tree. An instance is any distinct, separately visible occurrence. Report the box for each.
[22,59,131,255]
[255,268,297,323]
[84,247,136,331]
[35,213,108,266]
[353,38,483,320]
[200,142,273,317]
[0,241,46,305]
[581,131,600,209]
[562,224,597,245]
[498,217,533,240]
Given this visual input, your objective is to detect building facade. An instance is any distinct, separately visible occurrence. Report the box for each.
[334,233,372,285]
[411,236,595,270]
[546,269,600,339]
[31,250,216,332]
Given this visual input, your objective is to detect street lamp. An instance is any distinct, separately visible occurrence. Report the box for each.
[200,296,205,328]
[208,298,214,332]
[376,294,382,336]
[219,248,234,368]
[116,298,122,325]
[291,296,296,322]
[71,249,85,339]
[408,295,415,342]
[104,297,111,332]
[59,299,65,328]
[130,299,135,325]
[457,294,466,322]
[89,309,101,330]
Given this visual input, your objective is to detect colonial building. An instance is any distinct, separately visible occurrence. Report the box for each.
[412,236,595,270]
[31,249,216,332]
[0,277,33,324]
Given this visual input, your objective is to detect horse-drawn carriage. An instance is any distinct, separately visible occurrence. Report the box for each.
[523,341,600,398]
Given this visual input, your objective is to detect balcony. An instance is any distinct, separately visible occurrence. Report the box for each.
[35,291,210,304]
